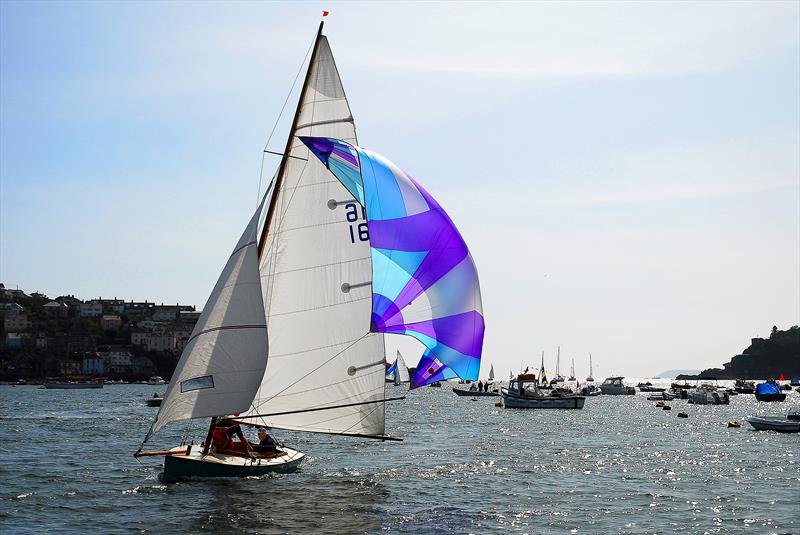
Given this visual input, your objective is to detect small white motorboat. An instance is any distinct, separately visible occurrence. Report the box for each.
[747,415,800,433]
[688,382,730,405]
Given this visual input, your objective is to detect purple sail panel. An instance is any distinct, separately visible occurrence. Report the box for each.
[300,136,485,389]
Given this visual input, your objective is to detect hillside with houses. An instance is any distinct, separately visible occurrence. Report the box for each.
[0,283,200,381]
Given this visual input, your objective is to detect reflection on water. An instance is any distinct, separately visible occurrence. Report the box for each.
[189,477,387,534]
[0,382,798,534]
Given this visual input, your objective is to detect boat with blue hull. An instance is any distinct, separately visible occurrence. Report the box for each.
[754,381,786,402]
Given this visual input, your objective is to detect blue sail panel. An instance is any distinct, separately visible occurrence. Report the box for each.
[300,136,485,390]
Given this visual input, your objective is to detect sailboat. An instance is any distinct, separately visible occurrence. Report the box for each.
[385,350,410,385]
[453,363,498,397]
[551,346,565,384]
[538,351,550,389]
[568,358,576,382]
[586,353,595,382]
[134,20,484,481]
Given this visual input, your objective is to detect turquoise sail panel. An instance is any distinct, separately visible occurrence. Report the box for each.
[300,136,485,389]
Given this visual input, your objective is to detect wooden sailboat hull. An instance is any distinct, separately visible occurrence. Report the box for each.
[161,447,305,482]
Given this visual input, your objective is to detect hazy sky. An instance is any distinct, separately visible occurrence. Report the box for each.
[1,1,798,379]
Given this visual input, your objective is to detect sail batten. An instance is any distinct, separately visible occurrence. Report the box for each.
[300,136,485,390]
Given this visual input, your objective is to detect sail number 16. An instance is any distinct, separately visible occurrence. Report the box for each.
[345,202,369,243]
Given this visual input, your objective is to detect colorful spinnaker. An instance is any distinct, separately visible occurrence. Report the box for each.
[300,136,484,389]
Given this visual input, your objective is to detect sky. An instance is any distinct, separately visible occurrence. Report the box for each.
[1,1,798,379]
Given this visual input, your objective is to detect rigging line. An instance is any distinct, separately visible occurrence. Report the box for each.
[256,31,316,204]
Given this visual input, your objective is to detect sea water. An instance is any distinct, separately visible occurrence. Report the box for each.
[0,381,798,534]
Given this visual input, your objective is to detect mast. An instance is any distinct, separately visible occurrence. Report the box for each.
[556,346,560,377]
[258,21,325,259]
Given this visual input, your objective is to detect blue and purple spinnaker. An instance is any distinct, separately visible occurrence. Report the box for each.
[300,136,485,389]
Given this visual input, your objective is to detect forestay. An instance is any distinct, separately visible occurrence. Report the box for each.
[142,197,268,444]
[300,136,485,389]
[241,35,387,436]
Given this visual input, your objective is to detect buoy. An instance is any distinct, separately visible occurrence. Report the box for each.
[494,399,502,407]
[678,411,688,418]
[727,420,741,428]
[662,405,671,410]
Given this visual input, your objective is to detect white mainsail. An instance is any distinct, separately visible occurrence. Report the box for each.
[242,33,387,436]
[143,197,268,442]
[395,350,410,384]
[488,364,495,382]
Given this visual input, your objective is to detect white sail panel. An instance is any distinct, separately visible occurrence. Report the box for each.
[396,351,410,383]
[144,199,268,441]
[245,35,386,436]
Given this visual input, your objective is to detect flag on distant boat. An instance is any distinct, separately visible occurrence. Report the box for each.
[322,10,329,17]
[778,373,785,381]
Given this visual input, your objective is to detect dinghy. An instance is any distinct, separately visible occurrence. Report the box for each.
[747,414,800,433]
[135,20,484,480]
[385,351,410,385]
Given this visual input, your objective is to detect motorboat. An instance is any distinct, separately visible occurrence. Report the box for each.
[146,393,165,407]
[637,381,666,392]
[734,379,756,394]
[688,382,730,405]
[747,413,800,433]
[146,376,167,385]
[754,381,786,402]
[502,374,585,409]
[647,391,677,401]
[580,383,602,396]
[599,377,635,395]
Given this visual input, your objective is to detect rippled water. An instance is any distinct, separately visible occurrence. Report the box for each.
[1,381,798,534]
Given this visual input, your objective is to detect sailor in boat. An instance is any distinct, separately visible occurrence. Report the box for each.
[253,427,279,454]
[209,418,254,457]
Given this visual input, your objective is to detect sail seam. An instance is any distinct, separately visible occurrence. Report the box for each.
[267,295,370,318]
[186,324,267,345]
[266,337,368,358]
[296,117,354,129]
[269,256,370,277]
[250,332,369,406]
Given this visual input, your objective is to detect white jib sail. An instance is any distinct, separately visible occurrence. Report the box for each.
[143,197,269,442]
[489,364,495,382]
[243,34,386,436]
[396,350,410,383]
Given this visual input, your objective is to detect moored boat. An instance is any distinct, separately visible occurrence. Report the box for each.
[734,379,756,394]
[688,382,730,405]
[502,374,585,409]
[747,414,800,433]
[637,382,666,393]
[754,381,786,402]
[599,377,635,395]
